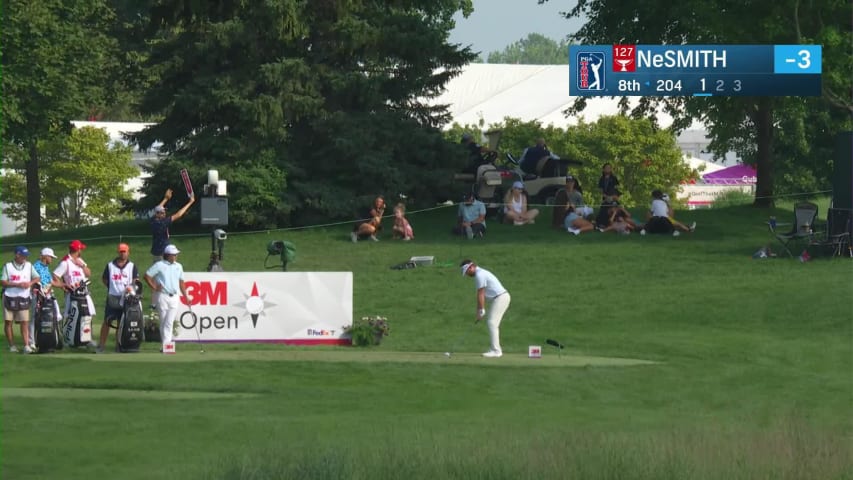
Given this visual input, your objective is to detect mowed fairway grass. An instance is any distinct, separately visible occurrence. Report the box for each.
[2,201,851,479]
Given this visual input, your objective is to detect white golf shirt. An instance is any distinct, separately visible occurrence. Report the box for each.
[650,198,669,217]
[473,267,507,300]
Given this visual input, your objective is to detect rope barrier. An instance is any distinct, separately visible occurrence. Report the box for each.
[0,189,837,249]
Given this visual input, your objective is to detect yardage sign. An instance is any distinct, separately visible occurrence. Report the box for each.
[568,45,822,97]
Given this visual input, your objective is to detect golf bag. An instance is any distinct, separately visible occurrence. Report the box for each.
[33,285,61,353]
[61,281,94,347]
[116,283,145,353]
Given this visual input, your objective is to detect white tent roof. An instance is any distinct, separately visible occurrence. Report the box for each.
[432,64,707,130]
[684,155,727,174]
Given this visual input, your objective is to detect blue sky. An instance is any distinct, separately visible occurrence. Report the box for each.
[449,0,585,60]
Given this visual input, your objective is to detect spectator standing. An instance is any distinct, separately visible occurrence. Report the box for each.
[597,163,620,203]
[30,247,61,350]
[2,247,39,353]
[53,240,96,346]
[97,243,140,353]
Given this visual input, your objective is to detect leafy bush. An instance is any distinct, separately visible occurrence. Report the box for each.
[713,189,754,208]
[344,316,390,347]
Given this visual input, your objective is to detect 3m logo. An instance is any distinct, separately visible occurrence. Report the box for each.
[184,281,227,306]
[576,51,606,91]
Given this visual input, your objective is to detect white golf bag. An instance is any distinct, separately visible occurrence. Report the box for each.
[62,281,94,347]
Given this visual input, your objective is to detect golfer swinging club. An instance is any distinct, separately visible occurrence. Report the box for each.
[460,259,510,358]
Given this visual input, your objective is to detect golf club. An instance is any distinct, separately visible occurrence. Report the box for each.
[445,321,478,358]
[186,305,204,353]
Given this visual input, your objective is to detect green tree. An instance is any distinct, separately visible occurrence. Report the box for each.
[551,0,852,206]
[447,116,695,207]
[1,0,120,236]
[1,127,137,230]
[133,0,475,227]
[486,33,568,64]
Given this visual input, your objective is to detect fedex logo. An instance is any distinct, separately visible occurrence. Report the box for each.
[111,273,128,281]
[184,281,227,306]
[8,274,22,281]
[307,329,336,336]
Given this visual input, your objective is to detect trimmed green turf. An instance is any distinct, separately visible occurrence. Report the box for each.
[2,202,851,479]
[31,349,660,366]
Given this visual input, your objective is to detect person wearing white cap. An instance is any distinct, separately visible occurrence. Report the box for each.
[30,247,62,350]
[460,259,511,358]
[144,244,190,352]
[2,247,40,353]
[503,181,539,226]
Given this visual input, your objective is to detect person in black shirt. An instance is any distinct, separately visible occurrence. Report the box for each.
[597,163,619,203]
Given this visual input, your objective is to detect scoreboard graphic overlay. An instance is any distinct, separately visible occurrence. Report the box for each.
[569,45,821,97]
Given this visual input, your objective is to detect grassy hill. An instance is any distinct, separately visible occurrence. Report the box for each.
[1,202,851,479]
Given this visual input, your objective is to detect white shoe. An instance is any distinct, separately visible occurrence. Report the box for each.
[482,350,503,358]
[23,345,33,354]
[513,220,525,226]
[640,229,646,236]
[370,235,379,242]
[567,227,580,235]
[672,230,681,237]
[350,232,358,243]
[9,345,18,353]
[465,225,473,240]
[689,222,696,232]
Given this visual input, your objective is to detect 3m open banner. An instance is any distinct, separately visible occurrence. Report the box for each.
[175,272,352,345]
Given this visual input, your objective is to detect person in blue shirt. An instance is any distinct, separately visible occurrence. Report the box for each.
[29,247,61,350]
[144,244,190,353]
[454,192,487,239]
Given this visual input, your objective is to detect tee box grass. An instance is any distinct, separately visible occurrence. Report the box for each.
[1,202,851,479]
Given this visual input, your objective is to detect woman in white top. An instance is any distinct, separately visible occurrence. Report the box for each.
[503,181,540,225]
[640,190,677,236]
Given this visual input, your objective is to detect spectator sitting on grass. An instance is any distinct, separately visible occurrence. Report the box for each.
[351,196,386,243]
[504,181,540,226]
[392,203,414,241]
[552,175,593,228]
[564,205,596,235]
[640,190,677,236]
[662,194,696,233]
[453,192,487,239]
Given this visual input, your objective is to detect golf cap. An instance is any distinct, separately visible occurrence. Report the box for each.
[154,205,166,213]
[69,239,86,251]
[14,246,30,256]
[463,191,475,201]
[512,181,524,190]
[461,133,473,141]
[460,262,473,276]
[565,175,574,182]
[40,247,57,258]
[117,243,130,253]
[662,194,670,202]
[164,244,180,255]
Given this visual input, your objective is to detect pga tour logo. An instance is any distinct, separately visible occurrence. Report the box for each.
[576,51,606,91]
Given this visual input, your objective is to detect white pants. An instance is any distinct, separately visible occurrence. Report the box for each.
[486,293,511,353]
[157,294,180,349]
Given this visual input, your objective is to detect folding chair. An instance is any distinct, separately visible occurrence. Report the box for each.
[809,207,852,258]
[771,201,818,257]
